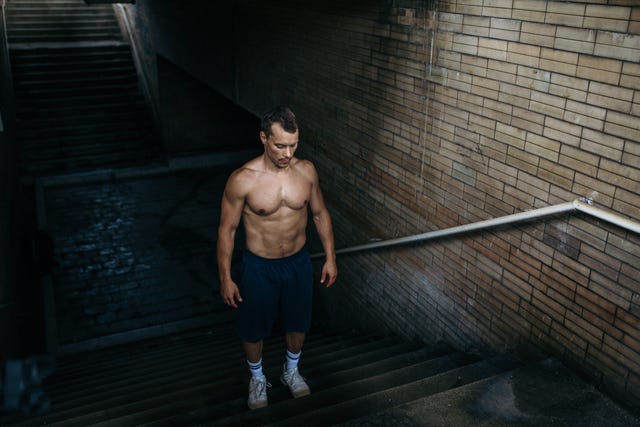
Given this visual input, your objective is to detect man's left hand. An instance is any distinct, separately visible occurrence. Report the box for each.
[320,260,338,287]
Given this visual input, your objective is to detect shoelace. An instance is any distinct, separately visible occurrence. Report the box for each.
[285,370,307,387]
[252,379,272,397]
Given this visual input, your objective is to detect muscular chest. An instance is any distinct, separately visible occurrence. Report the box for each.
[246,176,310,216]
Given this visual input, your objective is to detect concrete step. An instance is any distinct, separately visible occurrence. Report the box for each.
[18,150,158,177]
[6,17,117,25]
[6,13,114,21]
[8,33,123,44]
[16,99,145,120]
[336,358,640,427]
[10,52,131,67]
[6,0,113,5]
[9,45,131,65]
[16,108,149,129]
[16,120,151,143]
[15,95,140,115]
[12,64,136,82]
[8,22,120,31]
[18,143,154,166]
[15,102,147,124]
[17,145,154,165]
[19,139,153,157]
[15,92,141,109]
[14,72,139,91]
[6,3,113,13]
[14,80,141,99]
[15,127,152,154]
[6,8,114,16]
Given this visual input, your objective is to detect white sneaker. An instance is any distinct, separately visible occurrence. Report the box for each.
[247,375,270,410]
[280,365,311,398]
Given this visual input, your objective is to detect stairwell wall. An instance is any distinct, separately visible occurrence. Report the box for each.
[120,1,261,153]
[127,0,640,407]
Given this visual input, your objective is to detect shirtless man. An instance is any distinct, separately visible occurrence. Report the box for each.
[217,106,338,410]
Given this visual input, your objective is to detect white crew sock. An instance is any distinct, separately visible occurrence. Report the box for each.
[247,358,264,378]
[285,349,301,371]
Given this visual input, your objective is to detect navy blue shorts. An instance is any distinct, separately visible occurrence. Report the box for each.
[236,246,313,343]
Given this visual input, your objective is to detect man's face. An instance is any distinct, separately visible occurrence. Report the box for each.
[260,123,299,169]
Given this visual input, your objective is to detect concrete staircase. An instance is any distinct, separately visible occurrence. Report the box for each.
[0,327,507,426]
[6,0,158,177]
[1,325,638,426]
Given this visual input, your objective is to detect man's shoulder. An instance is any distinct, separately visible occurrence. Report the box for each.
[292,158,318,179]
[293,157,313,167]
[225,159,263,194]
[230,157,262,179]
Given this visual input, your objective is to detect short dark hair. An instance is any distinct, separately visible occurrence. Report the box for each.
[261,106,298,138]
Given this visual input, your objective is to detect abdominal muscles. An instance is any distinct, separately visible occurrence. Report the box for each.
[243,205,309,258]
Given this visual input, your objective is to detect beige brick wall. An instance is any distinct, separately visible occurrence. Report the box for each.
[384,0,639,405]
[140,0,640,407]
[299,0,639,406]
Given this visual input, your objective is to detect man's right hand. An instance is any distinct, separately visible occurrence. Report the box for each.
[220,280,243,308]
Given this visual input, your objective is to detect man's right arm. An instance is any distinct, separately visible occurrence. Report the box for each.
[217,172,245,308]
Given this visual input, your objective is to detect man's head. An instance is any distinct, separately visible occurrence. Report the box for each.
[261,106,298,138]
[260,106,299,169]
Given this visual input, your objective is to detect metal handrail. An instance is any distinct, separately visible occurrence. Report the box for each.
[311,198,640,259]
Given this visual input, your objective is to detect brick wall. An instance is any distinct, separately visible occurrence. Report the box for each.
[420,0,640,405]
[44,170,235,345]
[131,0,640,406]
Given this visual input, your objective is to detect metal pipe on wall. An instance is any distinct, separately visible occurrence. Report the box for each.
[573,199,640,235]
[311,198,640,259]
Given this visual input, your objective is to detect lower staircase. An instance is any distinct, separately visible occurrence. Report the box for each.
[2,324,638,426]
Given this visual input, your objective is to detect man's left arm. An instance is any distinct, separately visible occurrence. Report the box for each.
[308,163,338,287]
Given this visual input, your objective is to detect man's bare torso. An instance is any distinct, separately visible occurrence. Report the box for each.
[217,109,337,311]
[240,157,313,258]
